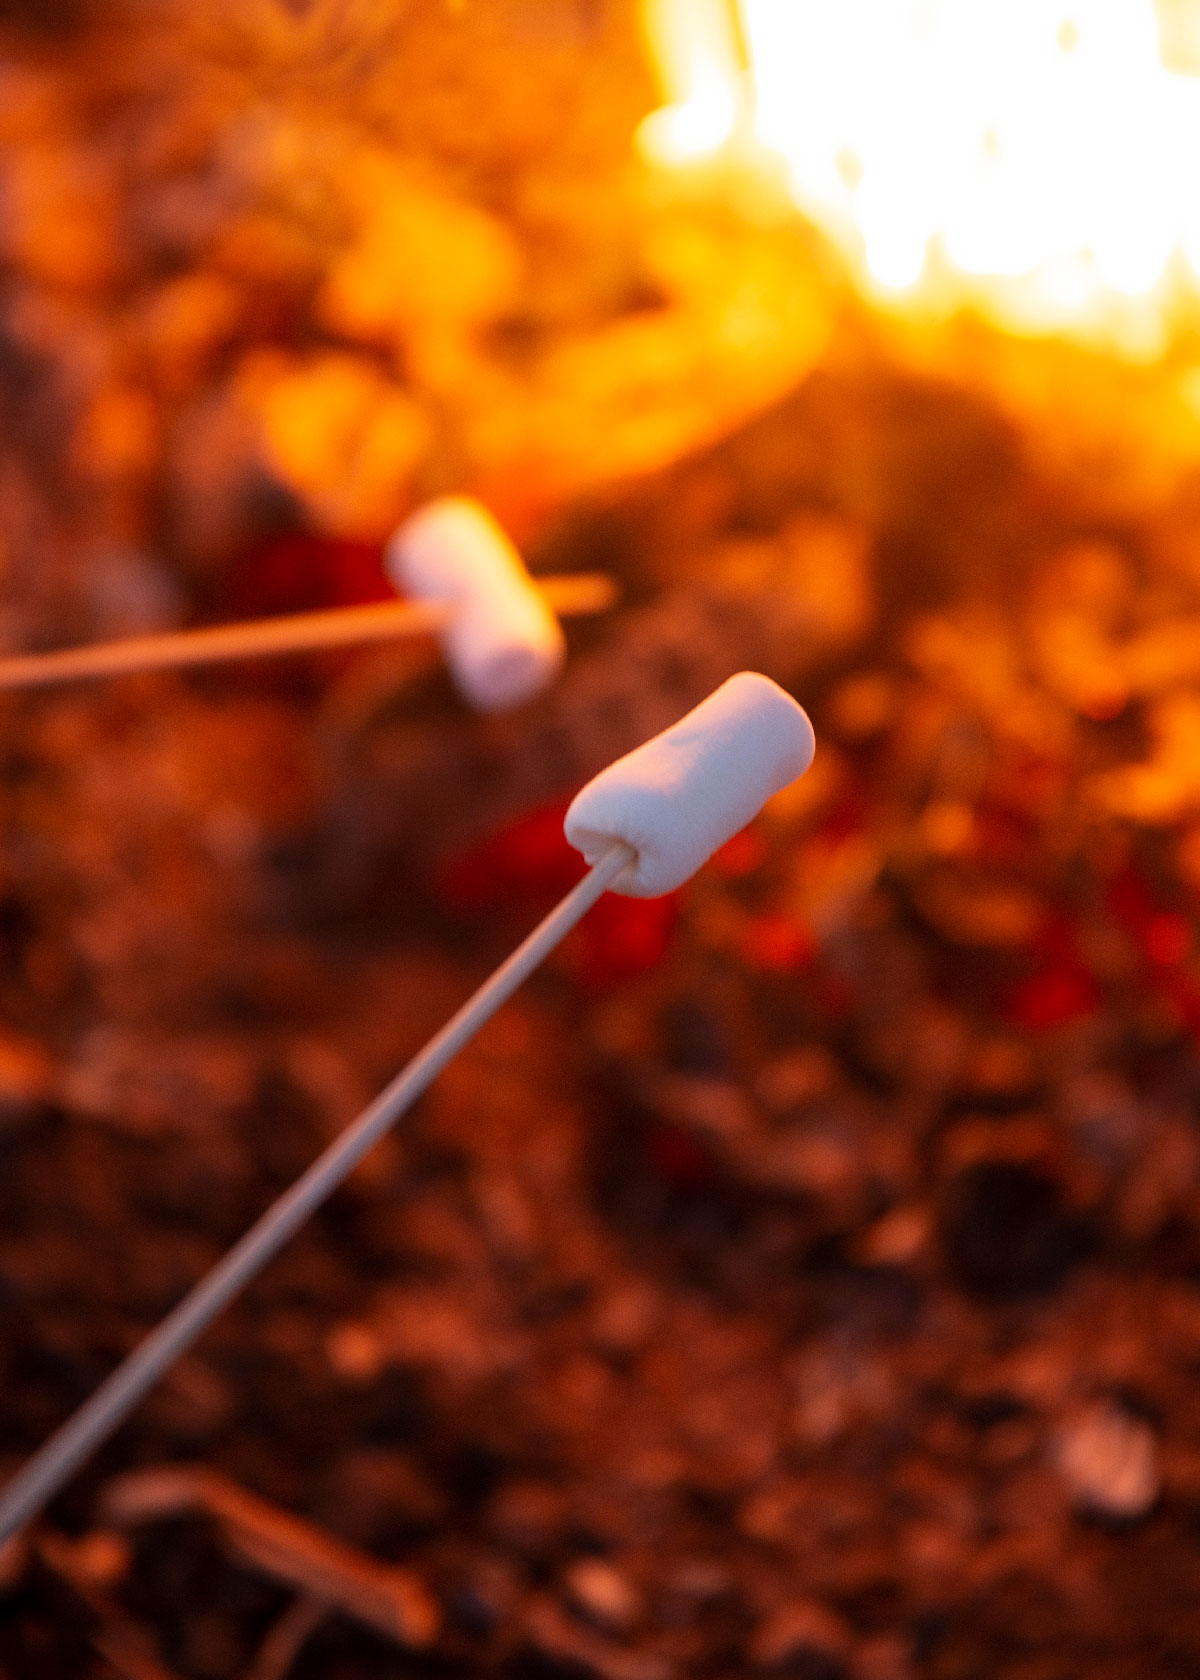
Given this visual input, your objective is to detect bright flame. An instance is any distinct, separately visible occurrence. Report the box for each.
[640,0,1200,342]
[637,0,746,165]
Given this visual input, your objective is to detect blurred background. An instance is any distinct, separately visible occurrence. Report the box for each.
[4,1,1200,1675]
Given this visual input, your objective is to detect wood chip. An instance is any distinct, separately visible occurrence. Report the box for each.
[525,1596,672,1680]
[37,1531,185,1680]
[0,1533,28,1595]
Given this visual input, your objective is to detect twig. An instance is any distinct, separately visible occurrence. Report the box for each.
[243,1594,329,1680]
[104,1466,434,1648]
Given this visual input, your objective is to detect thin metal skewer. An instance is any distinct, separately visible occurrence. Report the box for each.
[0,840,634,1545]
[0,572,617,692]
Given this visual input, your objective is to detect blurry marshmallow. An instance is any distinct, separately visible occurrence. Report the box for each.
[385,496,565,711]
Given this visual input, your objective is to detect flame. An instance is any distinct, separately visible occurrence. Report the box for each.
[638,0,745,163]
[639,0,1200,344]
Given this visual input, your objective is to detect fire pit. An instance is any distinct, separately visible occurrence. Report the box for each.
[4,3,1200,1676]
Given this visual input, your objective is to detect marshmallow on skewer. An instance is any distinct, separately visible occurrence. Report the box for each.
[565,671,815,896]
[384,496,565,712]
[0,674,817,1543]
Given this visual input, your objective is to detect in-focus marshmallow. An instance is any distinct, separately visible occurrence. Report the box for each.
[564,672,815,897]
[384,497,565,711]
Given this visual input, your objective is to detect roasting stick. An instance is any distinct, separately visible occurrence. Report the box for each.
[0,672,814,1545]
[0,845,633,1546]
[0,573,613,695]
[0,498,612,709]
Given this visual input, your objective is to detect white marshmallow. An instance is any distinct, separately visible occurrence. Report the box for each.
[384,497,565,711]
[564,672,815,897]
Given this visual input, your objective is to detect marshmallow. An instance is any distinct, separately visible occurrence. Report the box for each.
[564,672,815,897]
[384,497,565,711]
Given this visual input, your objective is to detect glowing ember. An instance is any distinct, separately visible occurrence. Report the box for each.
[640,0,1200,345]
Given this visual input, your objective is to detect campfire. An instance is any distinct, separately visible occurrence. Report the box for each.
[645,0,1200,337]
[5,2,1200,1676]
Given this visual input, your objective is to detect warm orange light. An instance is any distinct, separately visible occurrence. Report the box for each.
[640,0,1200,348]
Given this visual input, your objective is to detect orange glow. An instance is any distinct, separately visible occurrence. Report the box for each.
[640,0,1200,347]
